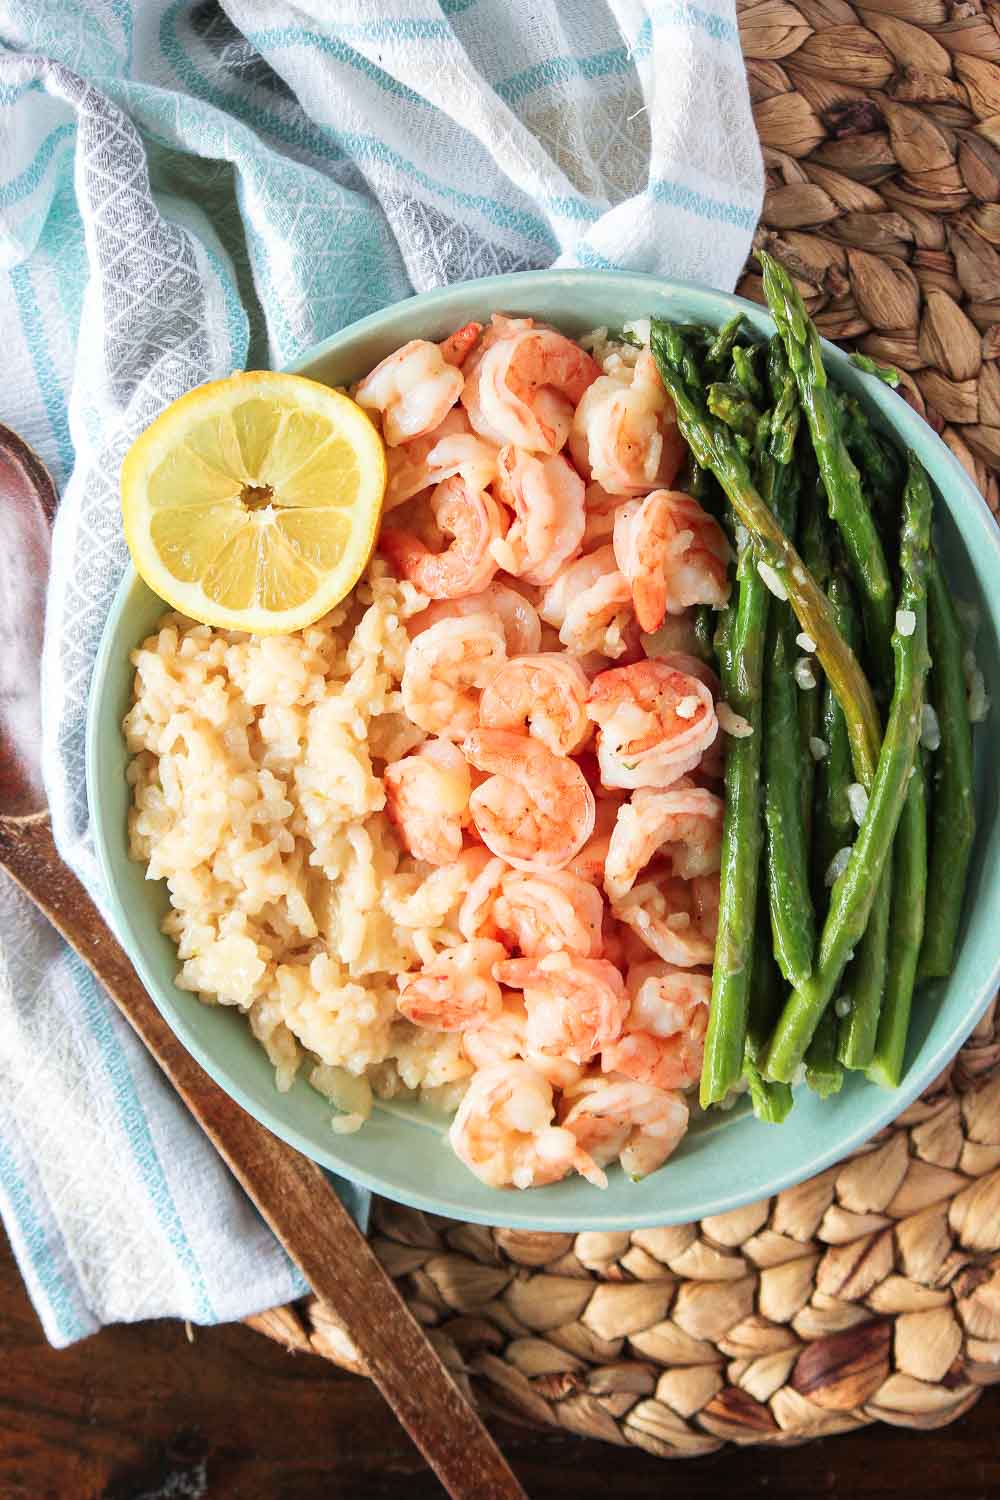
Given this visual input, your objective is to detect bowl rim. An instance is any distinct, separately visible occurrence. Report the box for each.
[87,268,1000,1230]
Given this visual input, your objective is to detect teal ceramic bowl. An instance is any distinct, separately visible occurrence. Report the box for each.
[87,270,1000,1230]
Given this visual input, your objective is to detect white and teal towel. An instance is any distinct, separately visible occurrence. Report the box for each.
[0,1,762,1346]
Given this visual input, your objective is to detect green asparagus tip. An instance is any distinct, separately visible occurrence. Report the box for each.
[849,353,900,388]
[708,382,761,439]
[759,253,807,346]
[706,313,744,369]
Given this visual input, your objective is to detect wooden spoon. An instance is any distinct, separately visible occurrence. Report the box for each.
[0,424,525,1500]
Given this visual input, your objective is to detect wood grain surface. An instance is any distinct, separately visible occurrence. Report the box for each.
[3,1229,998,1500]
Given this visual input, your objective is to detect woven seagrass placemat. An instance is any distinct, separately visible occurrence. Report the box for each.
[246,3,1000,1454]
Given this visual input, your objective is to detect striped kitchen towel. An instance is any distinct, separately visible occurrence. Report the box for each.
[0,0,762,1345]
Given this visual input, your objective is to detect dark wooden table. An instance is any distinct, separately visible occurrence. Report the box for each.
[2,1227,997,1500]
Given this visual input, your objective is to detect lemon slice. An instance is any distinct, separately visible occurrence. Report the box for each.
[121,371,386,635]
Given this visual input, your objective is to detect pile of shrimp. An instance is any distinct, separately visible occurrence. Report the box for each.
[353,314,733,1192]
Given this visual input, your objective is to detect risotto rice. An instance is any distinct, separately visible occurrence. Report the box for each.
[125,559,476,1132]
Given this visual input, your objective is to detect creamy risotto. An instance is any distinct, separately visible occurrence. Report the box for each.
[125,561,476,1132]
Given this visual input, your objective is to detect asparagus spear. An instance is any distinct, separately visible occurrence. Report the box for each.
[711,349,768,460]
[918,556,977,979]
[849,352,900,387]
[763,453,933,1082]
[762,259,898,1073]
[814,572,858,883]
[797,650,822,845]
[731,343,764,406]
[805,1009,844,1098]
[745,886,795,1122]
[768,338,800,466]
[837,411,918,1069]
[746,885,782,1064]
[825,403,899,1073]
[836,855,893,1069]
[804,569,856,1099]
[796,481,830,841]
[746,1059,794,1123]
[683,456,726,523]
[765,608,817,987]
[759,253,895,691]
[839,395,904,543]
[708,382,760,440]
[792,489,829,1092]
[649,320,881,789]
[700,531,769,1107]
[739,340,811,1088]
[759,340,815,989]
[705,313,744,372]
[868,760,928,1088]
[700,333,802,1106]
[692,605,716,665]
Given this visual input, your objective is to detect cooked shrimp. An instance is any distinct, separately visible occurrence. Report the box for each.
[581,482,625,551]
[569,350,686,496]
[556,1078,630,1167]
[384,409,499,511]
[539,546,636,660]
[691,873,719,940]
[604,1026,708,1096]
[449,1061,604,1189]
[587,659,719,790]
[612,875,718,967]
[401,613,506,738]
[384,738,472,866]
[641,611,709,660]
[604,785,725,900]
[439,321,483,367]
[650,651,721,699]
[613,489,732,633]
[458,854,509,942]
[461,993,527,1069]
[463,728,596,873]
[465,313,534,371]
[493,869,604,958]
[490,446,585,584]
[462,995,584,1091]
[496,952,629,1065]
[396,939,507,1031]
[409,582,542,656]
[601,961,711,1090]
[612,653,723,784]
[380,474,506,599]
[462,326,601,454]
[561,1077,689,1179]
[565,792,626,884]
[600,911,652,970]
[354,337,465,446]
[479,653,590,756]
[650,654,724,783]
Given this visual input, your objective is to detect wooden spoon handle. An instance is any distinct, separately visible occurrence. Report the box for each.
[0,816,525,1500]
